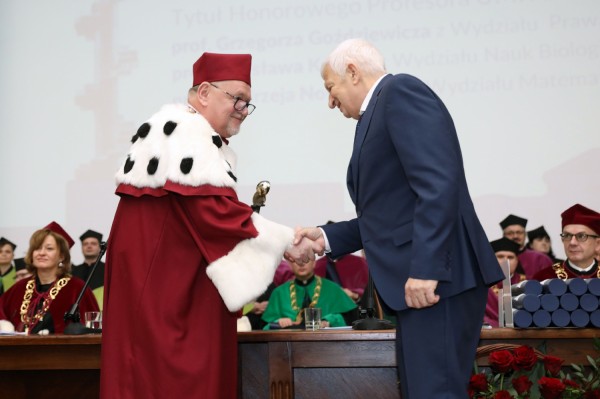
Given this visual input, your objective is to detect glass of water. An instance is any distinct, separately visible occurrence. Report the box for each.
[303,308,321,331]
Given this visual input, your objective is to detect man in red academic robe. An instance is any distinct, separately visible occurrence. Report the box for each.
[100,53,295,399]
[533,204,600,280]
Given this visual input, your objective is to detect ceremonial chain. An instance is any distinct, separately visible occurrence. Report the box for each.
[20,277,70,333]
[552,262,600,280]
[290,276,322,323]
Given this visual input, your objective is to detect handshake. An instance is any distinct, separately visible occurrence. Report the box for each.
[284,227,327,264]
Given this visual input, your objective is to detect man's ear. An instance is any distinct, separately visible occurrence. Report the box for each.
[346,64,360,84]
[196,82,211,106]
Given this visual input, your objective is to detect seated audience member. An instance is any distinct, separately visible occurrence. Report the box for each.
[484,238,526,327]
[0,222,99,334]
[315,253,368,302]
[527,225,564,263]
[500,214,552,279]
[13,258,32,282]
[534,204,600,280]
[261,258,357,329]
[72,229,105,308]
[0,237,17,296]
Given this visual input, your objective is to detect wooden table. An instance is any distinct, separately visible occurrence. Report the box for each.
[0,329,598,399]
[237,328,600,399]
[0,334,100,399]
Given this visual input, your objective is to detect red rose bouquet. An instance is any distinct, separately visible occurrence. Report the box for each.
[470,341,600,399]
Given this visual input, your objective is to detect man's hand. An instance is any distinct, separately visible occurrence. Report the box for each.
[277,317,295,328]
[405,278,439,309]
[284,227,326,264]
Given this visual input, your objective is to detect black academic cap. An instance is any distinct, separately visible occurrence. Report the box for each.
[14,257,26,271]
[0,237,16,250]
[499,214,528,230]
[79,229,103,242]
[527,226,549,242]
[490,237,520,255]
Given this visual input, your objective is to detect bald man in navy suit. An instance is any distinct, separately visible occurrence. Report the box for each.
[289,39,504,398]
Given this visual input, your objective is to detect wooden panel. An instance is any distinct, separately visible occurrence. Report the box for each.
[291,341,395,368]
[239,342,269,399]
[294,368,399,399]
[269,342,294,399]
[0,370,99,399]
[0,344,100,370]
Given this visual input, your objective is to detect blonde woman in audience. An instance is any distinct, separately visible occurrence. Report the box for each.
[0,222,98,334]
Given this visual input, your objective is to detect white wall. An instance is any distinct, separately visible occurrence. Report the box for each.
[1,0,599,263]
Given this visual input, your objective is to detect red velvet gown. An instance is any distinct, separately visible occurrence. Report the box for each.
[0,276,99,333]
[100,104,292,399]
[314,254,369,296]
[533,260,600,280]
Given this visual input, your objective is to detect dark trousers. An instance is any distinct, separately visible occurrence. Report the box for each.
[395,284,487,398]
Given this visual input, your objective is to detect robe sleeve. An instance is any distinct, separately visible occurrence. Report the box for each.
[167,185,293,312]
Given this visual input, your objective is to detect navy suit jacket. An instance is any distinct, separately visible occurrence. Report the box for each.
[322,74,504,311]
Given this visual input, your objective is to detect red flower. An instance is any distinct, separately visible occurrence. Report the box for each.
[513,345,538,371]
[469,373,488,393]
[543,355,564,377]
[489,349,514,373]
[494,390,512,399]
[494,391,512,399]
[539,376,566,399]
[512,375,533,395]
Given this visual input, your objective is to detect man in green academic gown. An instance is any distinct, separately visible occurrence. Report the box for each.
[262,257,357,329]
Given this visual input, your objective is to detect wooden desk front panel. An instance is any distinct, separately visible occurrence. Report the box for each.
[1,329,599,399]
[238,338,399,399]
[0,335,101,399]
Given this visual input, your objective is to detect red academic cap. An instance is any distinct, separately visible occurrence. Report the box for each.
[561,204,600,235]
[192,52,252,87]
[43,221,75,249]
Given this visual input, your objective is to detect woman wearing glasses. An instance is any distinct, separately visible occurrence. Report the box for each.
[533,204,600,280]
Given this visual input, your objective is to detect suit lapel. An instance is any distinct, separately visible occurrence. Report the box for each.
[348,75,392,201]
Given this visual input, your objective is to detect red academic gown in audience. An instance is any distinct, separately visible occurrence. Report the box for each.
[273,259,294,286]
[518,248,553,279]
[0,276,99,334]
[484,273,526,327]
[314,254,369,297]
[101,105,292,399]
[533,260,600,280]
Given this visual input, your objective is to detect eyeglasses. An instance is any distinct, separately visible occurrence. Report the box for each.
[209,83,256,115]
[560,232,600,242]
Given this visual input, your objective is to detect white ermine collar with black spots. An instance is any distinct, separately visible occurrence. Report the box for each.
[115,104,237,189]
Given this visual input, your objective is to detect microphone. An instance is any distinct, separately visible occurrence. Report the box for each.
[352,273,394,330]
[251,180,270,213]
[64,241,107,335]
